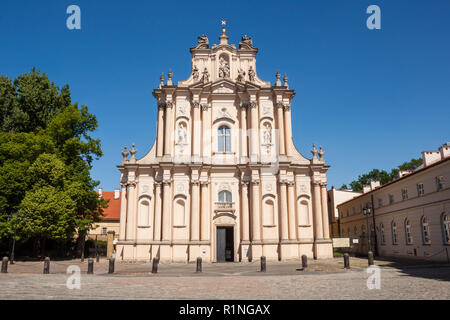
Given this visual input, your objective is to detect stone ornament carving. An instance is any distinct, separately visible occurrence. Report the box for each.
[276,102,284,109]
[219,182,231,192]
[275,71,282,86]
[176,183,186,194]
[177,103,189,117]
[157,100,166,109]
[248,66,255,82]
[249,101,257,109]
[166,101,174,109]
[298,184,308,193]
[121,145,129,163]
[216,107,232,120]
[129,143,137,162]
[262,104,272,116]
[194,35,209,49]
[141,185,149,194]
[283,103,291,111]
[318,146,325,162]
[236,68,246,83]
[218,56,230,79]
[201,103,210,111]
[192,65,199,81]
[311,143,318,160]
[192,101,200,109]
[265,183,273,192]
[261,123,273,155]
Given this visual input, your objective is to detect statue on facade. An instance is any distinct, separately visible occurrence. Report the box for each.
[239,35,253,49]
[176,123,187,145]
[248,66,255,82]
[263,123,272,145]
[192,65,199,81]
[193,35,209,49]
[218,56,230,78]
[236,68,246,83]
[202,67,210,83]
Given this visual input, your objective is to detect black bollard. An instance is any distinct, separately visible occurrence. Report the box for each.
[368,251,374,266]
[301,254,308,269]
[43,257,50,274]
[108,257,115,274]
[196,257,202,273]
[344,253,350,269]
[152,257,159,274]
[1,257,8,273]
[96,253,100,263]
[260,256,266,272]
[87,258,94,274]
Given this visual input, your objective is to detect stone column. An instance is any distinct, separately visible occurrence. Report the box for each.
[162,181,172,241]
[251,180,261,241]
[191,181,200,241]
[200,182,210,241]
[312,181,323,239]
[126,182,136,240]
[276,102,285,155]
[240,103,248,159]
[164,102,174,155]
[192,102,201,159]
[156,103,165,157]
[240,181,250,241]
[202,103,211,160]
[119,183,127,240]
[249,101,259,161]
[153,182,162,241]
[279,182,289,240]
[321,183,330,240]
[283,104,292,156]
[287,181,297,240]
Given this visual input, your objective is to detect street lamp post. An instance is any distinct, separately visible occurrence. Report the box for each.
[362,204,372,254]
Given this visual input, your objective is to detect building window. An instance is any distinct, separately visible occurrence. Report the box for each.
[389,194,394,205]
[380,223,386,245]
[346,209,349,217]
[401,188,408,200]
[218,190,232,203]
[352,207,355,214]
[101,227,107,235]
[218,125,231,152]
[378,198,383,208]
[347,227,350,236]
[421,216,431,244]
[405,219,413,244]
[361,224,366,238]
[391,221,398,244]
[442,214,450,244]
[353,226,358,237]
[436,176,444,191]
[417,183,424,197]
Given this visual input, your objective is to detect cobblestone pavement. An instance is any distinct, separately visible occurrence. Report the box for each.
[0,257,449,300]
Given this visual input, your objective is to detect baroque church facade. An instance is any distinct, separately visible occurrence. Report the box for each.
[116,26,333,262]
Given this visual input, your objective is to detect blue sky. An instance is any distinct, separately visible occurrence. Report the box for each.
[1,0,449,190]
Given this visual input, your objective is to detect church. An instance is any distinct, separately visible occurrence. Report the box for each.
[115,24,333,262]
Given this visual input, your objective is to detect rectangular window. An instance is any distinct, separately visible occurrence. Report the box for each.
[417,183,424,197]
[378,198,383,208]
[389,194,394,205]
[101,227,107,235]
[401,188,408,200]
[346,209,349,217]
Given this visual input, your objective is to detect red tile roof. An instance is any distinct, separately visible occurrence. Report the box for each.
[100,191,121,220]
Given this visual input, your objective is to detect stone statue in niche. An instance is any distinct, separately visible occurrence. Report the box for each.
[192,65,199,81]
[263,123,272,145]
[176,122,187,145]
[236,68,246,83]
[218,56,230,78]
[202,67,210,83]
[248,66,255,82]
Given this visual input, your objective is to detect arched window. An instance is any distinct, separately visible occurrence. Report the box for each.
[442,214,450,244]
[421,216,431,244]
[380,223,385,245]
[405,219,413,244]
[391,221,398,244]
[218,126,231,152]
[218,190,232,203]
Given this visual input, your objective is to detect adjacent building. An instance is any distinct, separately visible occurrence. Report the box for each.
[327,188,361,237]
[115,26,333,262]
[88,189,121,239]
[337,143,450,262]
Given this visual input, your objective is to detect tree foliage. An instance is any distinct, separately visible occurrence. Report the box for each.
[340,158,424,192]
[0,68,107,255]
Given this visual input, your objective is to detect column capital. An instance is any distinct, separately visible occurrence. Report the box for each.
[312,180,321,187]
[201,103,210,111]
[249,101,257,109]
[240,101,249,109]
[283,103,291,111]
[128,181,137,188]
[166,101,174,109]
[120,182,128,188]
[192,101,200,108]
[162,180,172,186]
[276,101,284,109]
[240,180,250,187]
[157,101,166,109]
[154,181,163,187]
[191,180,200,186]
[251,179,260,185]
[320,182,327,188]
[200,181,210,186]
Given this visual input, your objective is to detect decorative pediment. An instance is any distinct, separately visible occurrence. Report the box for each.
[211,79,236,94]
